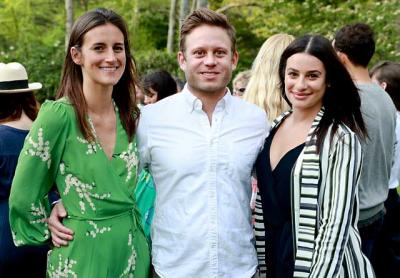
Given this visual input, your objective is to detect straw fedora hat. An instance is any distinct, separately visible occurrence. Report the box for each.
[0,62,42,93]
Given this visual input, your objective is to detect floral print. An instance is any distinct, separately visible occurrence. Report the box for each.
[9,99,150,277]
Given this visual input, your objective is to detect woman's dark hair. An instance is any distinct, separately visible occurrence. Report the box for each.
[142,70,177,101]
[0,92,38,123]
[56,8,139,142]
[370,61,400,111]
[278,35,367,151]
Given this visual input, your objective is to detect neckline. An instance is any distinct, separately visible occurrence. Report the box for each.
[267,127,305,172]
[87,100,118,161]
[270,142,305,173]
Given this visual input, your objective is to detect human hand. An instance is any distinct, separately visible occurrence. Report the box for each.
[47,201,74,247]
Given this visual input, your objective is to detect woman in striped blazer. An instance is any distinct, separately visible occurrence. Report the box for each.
[255,35,375,278]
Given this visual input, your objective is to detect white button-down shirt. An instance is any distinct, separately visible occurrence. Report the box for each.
[137,86,269,278]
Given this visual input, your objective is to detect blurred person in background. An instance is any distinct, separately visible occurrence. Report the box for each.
[174,76,185,92]
[243,33,294,123]
[0,62,48,277]
[334,23,396,272]
[370,60,400,277]
[135,84,145,106]
[232,69,251,98]
[142,69,177,105]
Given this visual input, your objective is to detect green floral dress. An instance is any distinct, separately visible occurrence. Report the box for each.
[9,99,150,277]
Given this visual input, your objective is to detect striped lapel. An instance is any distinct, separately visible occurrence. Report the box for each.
[270,110,292,130]
[291,108,324,277]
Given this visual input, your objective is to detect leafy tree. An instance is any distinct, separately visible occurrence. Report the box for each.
[0,0,398,101]
[135,50,181,78]
[65,0,74,49]
[167,0,178,53]
[180,0,191,25]
[214,0,400,71]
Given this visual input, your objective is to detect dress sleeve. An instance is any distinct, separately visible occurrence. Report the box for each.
[9,100,69,246]
[309,132,362,277]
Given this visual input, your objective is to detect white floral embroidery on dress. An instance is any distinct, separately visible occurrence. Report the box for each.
[77,136,100,155]
[119,232,137,277]
[11,230,24,246]
[63,174,111,214]
[30,202,50,238]
[25,128,51,168]
[119,142,139,182]
[59,162,66,175]
[85,220,111,238]
[48,254,77,278]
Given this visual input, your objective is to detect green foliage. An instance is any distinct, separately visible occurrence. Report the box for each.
[81,0,171,51]
[135,49,182,78]
[1,41,65,102]
[0,0,66,102]
[0,0,399,102]
[216,0,400,70]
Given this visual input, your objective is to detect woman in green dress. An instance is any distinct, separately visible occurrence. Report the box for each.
[9,8,150,277]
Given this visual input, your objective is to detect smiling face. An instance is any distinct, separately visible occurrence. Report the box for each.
[284,53,327,114]
[178,25,238,98]
[71,23,126,91]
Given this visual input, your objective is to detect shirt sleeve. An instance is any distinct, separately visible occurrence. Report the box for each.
[9,100,69,246]
[389,116,400,189]
[309,132,362,277]
[136,108,150,173]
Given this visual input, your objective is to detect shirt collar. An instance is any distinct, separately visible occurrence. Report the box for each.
[182,83,233,114]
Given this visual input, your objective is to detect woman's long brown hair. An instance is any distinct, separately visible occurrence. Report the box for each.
[56,8,139,142]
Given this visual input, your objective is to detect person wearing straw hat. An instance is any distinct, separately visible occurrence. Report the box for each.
[0,62,48,276]
[0,62,42,93]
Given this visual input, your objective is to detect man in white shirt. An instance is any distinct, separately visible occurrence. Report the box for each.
[140,9,269,277]
[49,8,269,278]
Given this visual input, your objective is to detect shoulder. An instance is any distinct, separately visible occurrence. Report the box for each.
[229,98,270,136]
[231,97,267,123]
[35,98,74,128]
[359,83,396,111]
[39,98,73,114]
[326,124,361,150]
[138,94,184,135]
[232,96,265,115]
[358,83,386,96]
[141,93,184,118]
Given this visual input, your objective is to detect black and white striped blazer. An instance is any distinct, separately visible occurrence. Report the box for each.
[268,108,375,278]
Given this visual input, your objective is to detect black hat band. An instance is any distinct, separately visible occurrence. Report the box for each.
[0,79,29,90]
